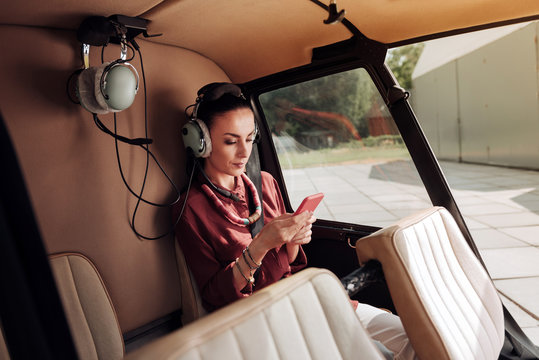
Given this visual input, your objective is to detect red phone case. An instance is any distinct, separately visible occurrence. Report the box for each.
[294,193,324,214]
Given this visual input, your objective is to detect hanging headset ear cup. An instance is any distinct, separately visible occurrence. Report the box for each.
[94,63,117,113]
[101,63,138,111]
[76,65,111,114]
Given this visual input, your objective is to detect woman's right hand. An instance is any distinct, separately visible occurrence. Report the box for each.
[248,211,313,261]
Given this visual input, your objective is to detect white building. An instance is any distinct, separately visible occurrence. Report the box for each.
[411,21,539,169]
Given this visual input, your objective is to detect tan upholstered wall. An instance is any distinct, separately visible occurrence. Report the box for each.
[0,323,9,360]
[0,24,230,333]
[2,1,538,84]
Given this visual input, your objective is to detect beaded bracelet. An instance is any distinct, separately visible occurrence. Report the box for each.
[245,246,262,268]
[242,248,260,271]
[242,251,257,271]
[235,257,255,285]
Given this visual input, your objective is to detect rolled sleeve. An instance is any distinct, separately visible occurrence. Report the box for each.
[290,245,307,273]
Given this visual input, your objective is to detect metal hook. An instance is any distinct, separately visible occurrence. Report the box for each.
[324,0,346,24]
[120,34,128,61]
[82,43,90,69]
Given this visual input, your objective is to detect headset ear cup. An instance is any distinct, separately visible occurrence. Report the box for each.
[101,63,138,111]
[254,121,260,142]
[181,119,212,158]
[94,63,116,113]
[195,119,212,158]
[76,65,110,114]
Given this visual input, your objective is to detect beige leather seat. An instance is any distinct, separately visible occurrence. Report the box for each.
[175,240,207,325]
[49,253,383,360]
[125,268,384,360]
[49,253,125,360]
[355,207,504,360]
[46,245,205,359]
[0,323,9,360]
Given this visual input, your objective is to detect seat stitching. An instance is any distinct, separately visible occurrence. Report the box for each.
[435,210,500,355]
[195,346,202,360]
[261,308,284,359]
[308,282,343,360]
[438,211,503,351]
[65,255,100,358]
[424,215,489,358]
[288,294,316,360]
[407,224,468,358]
[424,217,477,357]
[230,326,245,360]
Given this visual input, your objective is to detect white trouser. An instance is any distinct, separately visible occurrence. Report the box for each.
[355,303,417,360]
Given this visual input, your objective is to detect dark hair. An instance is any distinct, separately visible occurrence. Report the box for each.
[196,93,252,129]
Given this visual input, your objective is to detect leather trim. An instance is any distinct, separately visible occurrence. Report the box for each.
[356,207,504,360]
[0,322,10,360]
[49,252,125,358]
[125,268,383,360]
[174,240,206,324]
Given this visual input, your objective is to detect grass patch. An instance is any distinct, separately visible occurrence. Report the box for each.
[278,145,409,169]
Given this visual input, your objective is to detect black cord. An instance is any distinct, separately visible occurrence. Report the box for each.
[110,47,185,240]
[94,114,152,146]
[123,140,195,240]
[106,47,179,205]
[184,103,196,119]
[75,40,185,240]
[172,159,197,229]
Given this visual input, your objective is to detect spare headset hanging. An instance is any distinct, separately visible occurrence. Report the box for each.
[70,15,180,240]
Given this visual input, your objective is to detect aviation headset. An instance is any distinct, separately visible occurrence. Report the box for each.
[68,16,180,241]
[70,16,151,146]
[181,82,258,158]
[75,17,139,115]
[76,56,139,115]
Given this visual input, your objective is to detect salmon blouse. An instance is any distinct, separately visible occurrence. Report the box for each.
[173,171,307,312]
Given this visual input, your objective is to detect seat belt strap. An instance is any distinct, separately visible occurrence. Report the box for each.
[246,143,264,237]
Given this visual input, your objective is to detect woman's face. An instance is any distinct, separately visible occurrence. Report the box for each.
[204,107,256,188]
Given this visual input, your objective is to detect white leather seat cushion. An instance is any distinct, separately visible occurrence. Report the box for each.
[126,268,384,360]
[356,207,504,360]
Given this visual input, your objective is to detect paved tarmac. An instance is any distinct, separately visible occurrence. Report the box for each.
[283,160,539,344]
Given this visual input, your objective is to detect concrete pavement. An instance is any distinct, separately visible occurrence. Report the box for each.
[283,160,539,344]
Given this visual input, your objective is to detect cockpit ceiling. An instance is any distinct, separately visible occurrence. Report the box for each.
[2,0,538,82]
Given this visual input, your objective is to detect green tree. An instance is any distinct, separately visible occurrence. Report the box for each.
[260,68,376,138]
[385,43,424,90]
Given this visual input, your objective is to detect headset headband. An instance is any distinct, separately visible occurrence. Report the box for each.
[197,82,243,101]
[191,82,245,120]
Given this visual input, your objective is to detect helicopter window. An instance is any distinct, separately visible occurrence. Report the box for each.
[259,67,431,227]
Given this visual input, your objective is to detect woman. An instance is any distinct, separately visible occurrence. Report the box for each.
[174,83,415,360]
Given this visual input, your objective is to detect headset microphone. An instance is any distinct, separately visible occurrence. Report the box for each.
[93,114,152,146]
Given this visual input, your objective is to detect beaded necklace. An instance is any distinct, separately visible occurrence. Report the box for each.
[201,173,262,226]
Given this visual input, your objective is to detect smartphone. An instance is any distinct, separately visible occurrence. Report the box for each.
[294,193,324,215]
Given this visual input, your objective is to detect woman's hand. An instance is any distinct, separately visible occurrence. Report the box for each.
[286,212,316,263]
[248,211,315,262]
[290,212,316,245]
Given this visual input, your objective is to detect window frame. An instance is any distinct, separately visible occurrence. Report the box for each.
[243,39,478,255]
